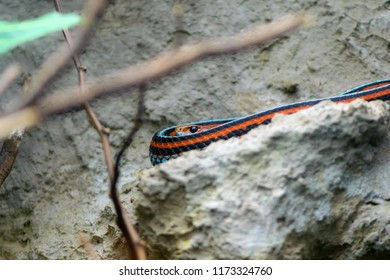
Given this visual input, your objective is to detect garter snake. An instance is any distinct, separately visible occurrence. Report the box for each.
[150,79,390,165]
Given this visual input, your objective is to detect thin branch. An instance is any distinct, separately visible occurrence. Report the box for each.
[53,0,114,182]
[0,64,20,97]
[54,0,144,259]
[0,13,306,140]
[111,85,146,260]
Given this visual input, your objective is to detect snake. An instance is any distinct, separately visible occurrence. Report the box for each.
[149,79,390,165]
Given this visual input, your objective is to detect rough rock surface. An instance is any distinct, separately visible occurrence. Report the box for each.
[136,100,390,259]
[1,0,390,259]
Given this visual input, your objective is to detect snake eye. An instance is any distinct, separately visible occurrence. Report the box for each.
[190,126,198,133]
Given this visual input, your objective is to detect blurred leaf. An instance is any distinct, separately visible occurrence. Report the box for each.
[0,12,81,54]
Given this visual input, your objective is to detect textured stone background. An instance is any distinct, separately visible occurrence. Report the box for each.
[1,0,390,259]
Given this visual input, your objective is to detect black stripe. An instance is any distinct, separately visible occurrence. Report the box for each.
[151,80,390,156]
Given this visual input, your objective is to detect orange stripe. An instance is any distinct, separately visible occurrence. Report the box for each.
[152,86,390,150]
[151,105,311,149]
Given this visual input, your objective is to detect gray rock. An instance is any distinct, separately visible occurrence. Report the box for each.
[136,100,390,259]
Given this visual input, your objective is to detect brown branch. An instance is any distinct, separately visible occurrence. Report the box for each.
[111,85,146,260]
[0,64,20,97]
[41,13,307,116]
[54,0,144,259]
[0,13,306,140]
[53,0,114,182]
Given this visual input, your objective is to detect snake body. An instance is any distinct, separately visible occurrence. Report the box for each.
[150,79,390,165]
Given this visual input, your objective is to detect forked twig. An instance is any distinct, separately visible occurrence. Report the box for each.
[54,0,144,259]
[53,0,114,182]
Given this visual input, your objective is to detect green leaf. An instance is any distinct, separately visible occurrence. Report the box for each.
[0,12,81,54]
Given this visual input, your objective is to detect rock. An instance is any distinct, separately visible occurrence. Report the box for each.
[135,100,390,259]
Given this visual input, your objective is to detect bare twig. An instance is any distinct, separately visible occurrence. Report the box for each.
[0,13,306,140]
[54,0,144,259]
[0,64,20,97]
[53,0,114,182]
[111,86,146,260]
